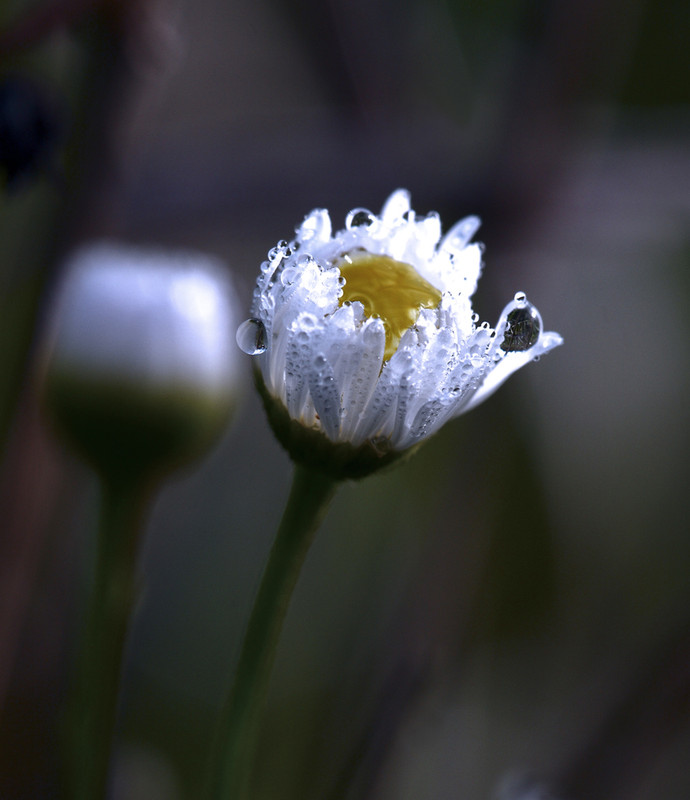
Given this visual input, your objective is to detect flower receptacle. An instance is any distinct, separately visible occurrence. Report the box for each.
[44,370,234,486]
[255,367,417,481]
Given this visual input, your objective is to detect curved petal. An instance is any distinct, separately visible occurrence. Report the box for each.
[463,331,563,413]
[380,189,411,225]
[440,215,481,254]
[299,208,332,243]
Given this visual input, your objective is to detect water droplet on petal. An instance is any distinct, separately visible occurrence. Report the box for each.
[346,208,376,229]
[501,304,540,352]
[268,240,289,261]
[236,318,267,355]
[280,265,299,286]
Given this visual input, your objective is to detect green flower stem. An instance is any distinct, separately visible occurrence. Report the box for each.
[68,476,149,800]
[209,463,339,800]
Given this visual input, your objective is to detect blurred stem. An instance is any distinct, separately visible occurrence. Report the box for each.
[208,464,339,800]
[68,475,149,800]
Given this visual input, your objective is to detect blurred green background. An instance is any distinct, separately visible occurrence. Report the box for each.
[1,0,689,798]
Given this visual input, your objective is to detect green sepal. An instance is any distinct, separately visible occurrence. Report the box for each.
[44,369,233,486]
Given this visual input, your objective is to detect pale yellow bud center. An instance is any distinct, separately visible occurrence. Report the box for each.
[338,252,442,360]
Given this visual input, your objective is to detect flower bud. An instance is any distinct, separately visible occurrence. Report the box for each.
[43,242,241,483]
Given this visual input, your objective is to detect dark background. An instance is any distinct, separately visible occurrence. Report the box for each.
[1,0,689,797]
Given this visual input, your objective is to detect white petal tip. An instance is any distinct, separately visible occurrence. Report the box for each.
[381,189,411,224]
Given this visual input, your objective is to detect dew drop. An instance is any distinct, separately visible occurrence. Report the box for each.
[501,304,540,352]
[280,266,298,286]
[236,318,267,355]
[267,262,285,287]
[346,208,376,229]
[268,240,289,261]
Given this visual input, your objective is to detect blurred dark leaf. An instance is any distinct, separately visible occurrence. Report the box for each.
[0,74,64,190]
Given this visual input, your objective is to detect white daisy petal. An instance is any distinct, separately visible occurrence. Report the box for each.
[440,215,482,255]
[381,188,411,225]
[298,208,332,243]
[307,353,341,440]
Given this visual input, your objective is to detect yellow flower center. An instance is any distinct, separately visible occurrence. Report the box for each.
[338,252,442,361]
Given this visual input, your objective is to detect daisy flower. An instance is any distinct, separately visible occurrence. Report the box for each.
[238,189,562,478]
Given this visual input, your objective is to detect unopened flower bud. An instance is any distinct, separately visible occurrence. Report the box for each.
[43,242,241,484]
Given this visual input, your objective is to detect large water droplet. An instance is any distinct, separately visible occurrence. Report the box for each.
[345,208,376,229]
[236,318,267,355]
[501,304,540,352]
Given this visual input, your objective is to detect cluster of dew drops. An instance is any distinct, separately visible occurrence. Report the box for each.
[235,212,375,358]
[236,206,541,358]
[236,237,299,356]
